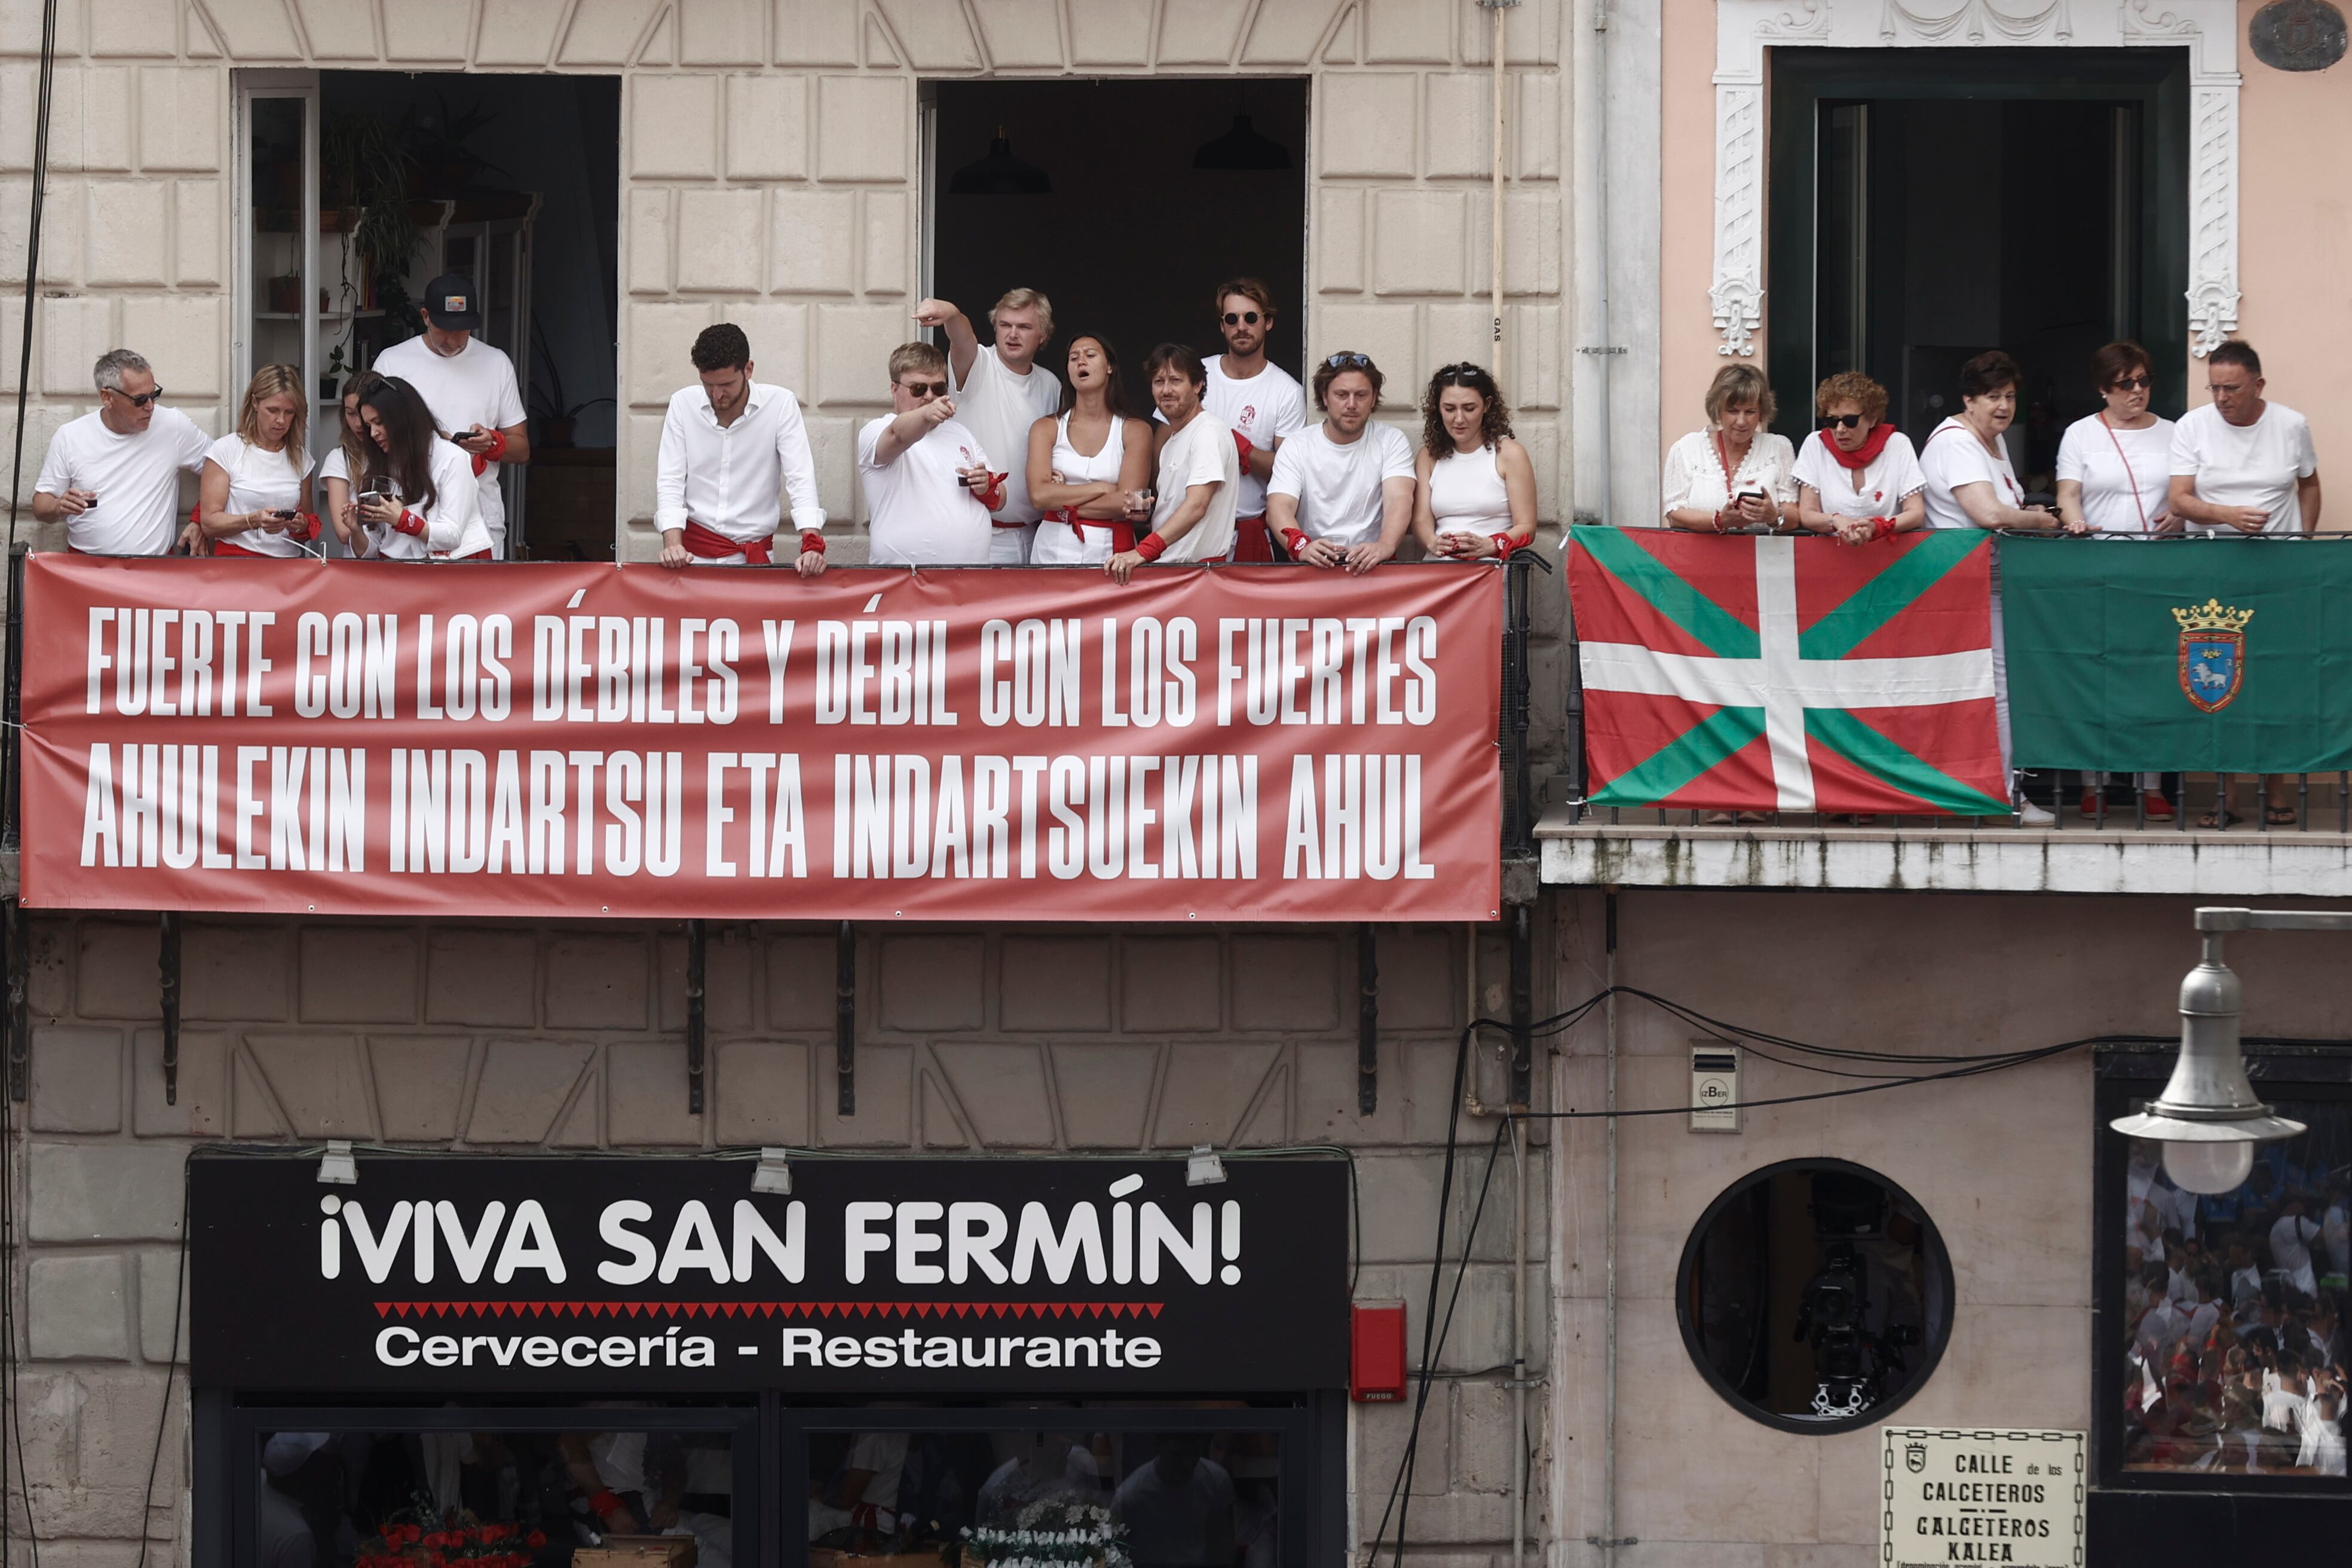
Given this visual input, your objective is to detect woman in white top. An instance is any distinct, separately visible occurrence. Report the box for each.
[321,371,388,556]
[1661,363,1797,531]
[351,375,494,561]
[1412,362,1536,560]
[2056,342,2176,536]
[1025,334,1153,567]
[197,363,318,558]
[2053,341,2177,822]
[1791,372,1925,542]
[1916,350,2079,824]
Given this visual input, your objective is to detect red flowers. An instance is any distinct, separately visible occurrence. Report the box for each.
[354,1497,547,1568]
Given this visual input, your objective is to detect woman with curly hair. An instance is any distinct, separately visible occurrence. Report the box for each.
[1791,370,1925,543]
[1413,362,1537,559]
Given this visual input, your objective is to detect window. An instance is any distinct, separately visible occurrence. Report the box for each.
[226,1407,757,1566]
[2096,1058,2351,1489]
[1674,1158,1954,1434]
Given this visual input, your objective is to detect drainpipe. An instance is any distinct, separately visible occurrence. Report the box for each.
[1511,1107,1528,1568]
[1573,0,1617,523]
[1602,890,1622,1564]
[1483,0,1515,380]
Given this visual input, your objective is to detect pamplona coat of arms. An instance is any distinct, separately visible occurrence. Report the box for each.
[2173,599,2254,713]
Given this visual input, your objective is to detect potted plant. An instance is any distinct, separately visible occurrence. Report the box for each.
[529,317,613,449]
[324,112,424,351]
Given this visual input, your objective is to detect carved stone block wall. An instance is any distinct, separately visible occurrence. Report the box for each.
[12,908,1552,1564]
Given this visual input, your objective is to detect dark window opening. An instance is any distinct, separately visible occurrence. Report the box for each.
[1675,1157,1954,1435]
[930,79,1309,390]
[1768,48,2189,494]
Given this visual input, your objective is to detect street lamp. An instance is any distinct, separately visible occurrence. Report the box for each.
[2108,907,2326,1193]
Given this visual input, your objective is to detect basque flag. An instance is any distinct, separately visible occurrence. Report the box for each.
[1565,528,2008,815]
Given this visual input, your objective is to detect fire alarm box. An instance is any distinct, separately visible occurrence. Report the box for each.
[1351,1300,1408,1402]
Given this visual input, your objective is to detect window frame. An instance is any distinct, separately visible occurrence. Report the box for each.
[2090,1043,2352,1498]
[1671,1155,1957,1437]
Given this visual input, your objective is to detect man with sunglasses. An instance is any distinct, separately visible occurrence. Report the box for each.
[1266,351,1416,575]
[856,342,997,566]
[912,288,1059,563]
[33,348,211,556]
[1199,278,1307,562]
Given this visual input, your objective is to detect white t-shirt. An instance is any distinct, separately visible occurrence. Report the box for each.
[372,333,527,547]
[204,433,315,558]
[2170,402,2317,535]
[951,344,1061,525]
[2272,1213,2323,1297]
[1203,357,1309,517]
[1790,429,1927,521]
[2056,414,2175,534]
[1150,409,1240,564]
[1659,428,1798,522]
[1918,418,2022,530]
[36,406,211,556]
[1268,420,1416,550]
[356,438,493,561]
[856,414,996,565]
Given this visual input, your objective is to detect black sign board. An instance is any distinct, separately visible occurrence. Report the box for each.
[189,1153,1349,1395]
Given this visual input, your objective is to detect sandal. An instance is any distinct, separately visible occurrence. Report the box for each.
[2265,806,2299,826]
[1736,810,1769,824]
[2197,807,2243,828]
[1703,811,1735,826]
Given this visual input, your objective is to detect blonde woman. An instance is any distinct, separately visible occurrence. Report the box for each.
[1662,364,1797,531]
[197,363,318,557]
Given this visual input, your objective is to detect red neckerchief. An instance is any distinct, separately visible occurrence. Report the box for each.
[1820,421,1897,471]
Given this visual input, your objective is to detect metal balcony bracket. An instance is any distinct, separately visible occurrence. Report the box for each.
[835,920,856,1116]
[1357,924,1379,1115]
[684,919,706,1116]
[160,911,181,1107]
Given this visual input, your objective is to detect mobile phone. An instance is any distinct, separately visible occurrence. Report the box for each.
[270,508,298,520]
[1737,488,1766,503]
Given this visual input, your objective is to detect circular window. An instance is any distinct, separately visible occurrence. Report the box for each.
[1674,1158,1955,1434]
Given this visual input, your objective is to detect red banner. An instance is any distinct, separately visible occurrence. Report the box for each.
[21,558,1503,922]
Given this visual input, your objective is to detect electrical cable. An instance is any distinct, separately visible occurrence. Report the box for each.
[5,0,62,560]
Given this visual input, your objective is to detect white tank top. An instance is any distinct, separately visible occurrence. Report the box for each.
[1428,443,1511,536]
[1031,412,1128,566]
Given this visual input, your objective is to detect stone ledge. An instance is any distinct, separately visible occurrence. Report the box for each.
[1536,807,2352,895]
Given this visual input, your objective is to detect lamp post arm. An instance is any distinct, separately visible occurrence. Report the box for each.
[2194,907,2352,933]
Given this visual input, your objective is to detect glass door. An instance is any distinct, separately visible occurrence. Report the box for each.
[235,75,319,437]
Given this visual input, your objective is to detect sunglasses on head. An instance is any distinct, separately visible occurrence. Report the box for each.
[1222,311,1263,326]
[1434,362,1487,381]
[109,387,165,408]
[1821,413,1866,430]
[899,379,948,398]
[2109,375,2154,391]
[1322,352,1373,371]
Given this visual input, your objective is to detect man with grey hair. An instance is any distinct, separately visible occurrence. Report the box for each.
[33,349,210,555]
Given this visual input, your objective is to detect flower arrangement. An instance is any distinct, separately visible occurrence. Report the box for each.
[960,1500,1131,1568]
[352,1496,549,1568]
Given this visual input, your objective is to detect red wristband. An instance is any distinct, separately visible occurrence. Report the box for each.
[394,509,427,538]
[1490,532,1517,559]
[589,1490,622,1520]
[485,428,508,463]
[1133,532,1167,562]
[799,530,826,555]
[977,471,1007,512]
[1870,516,1896,542]
[296,511,321,542]
[1280,527,1310,556]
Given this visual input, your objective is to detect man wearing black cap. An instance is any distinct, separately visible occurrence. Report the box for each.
[373,274,530,558]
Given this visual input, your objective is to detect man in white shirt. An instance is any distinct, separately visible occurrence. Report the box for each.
[2168,341,2320,537]
[856,342,996,566]
[372,274,530,558]
[1202,277,1308,561]
[1267,351,1416,574]
[656,323,826,575]
[1107,344,1238,584]
[2273,1198,2325,1299]
[912,288,1059,563]
[33,348,210,555]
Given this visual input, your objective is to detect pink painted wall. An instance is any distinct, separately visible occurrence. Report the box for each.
[1658,3,1725,464]
[1656,3,2352,517]
[2232,1,2352,523]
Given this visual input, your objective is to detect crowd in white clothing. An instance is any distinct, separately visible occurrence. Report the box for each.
[2120,1137,2349,1477]
[31,277,1539,584]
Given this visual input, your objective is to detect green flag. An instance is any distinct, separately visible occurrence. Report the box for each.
[2002,537,2352,773]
